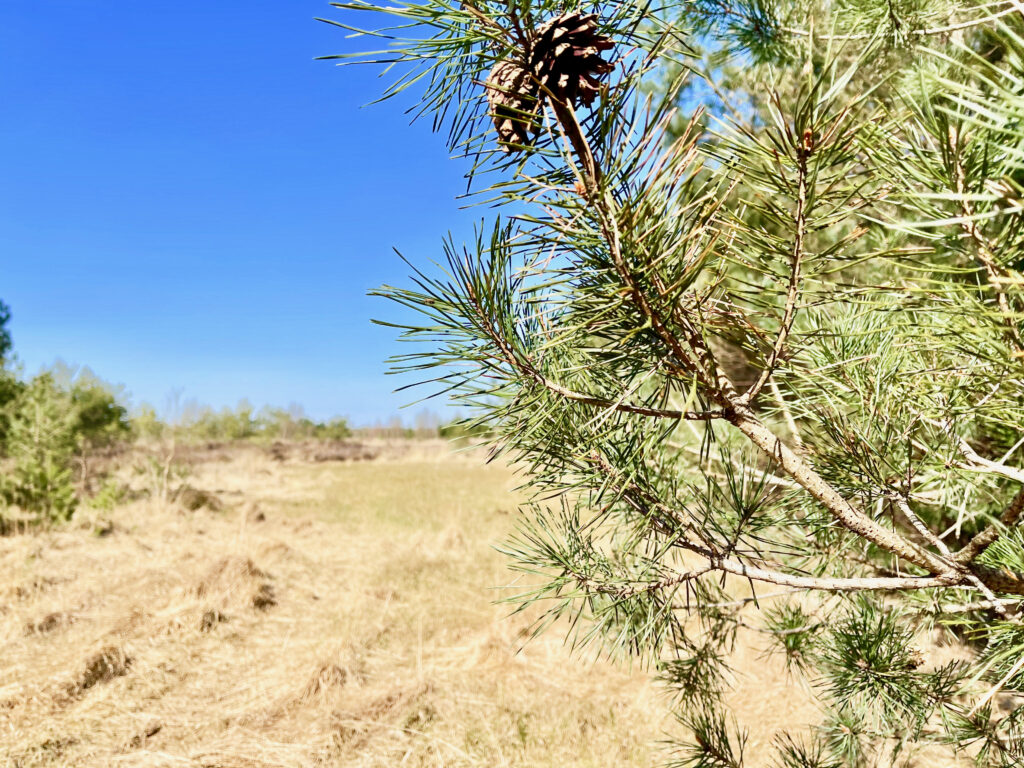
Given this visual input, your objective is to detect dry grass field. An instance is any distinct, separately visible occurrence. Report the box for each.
[0,440,839,767]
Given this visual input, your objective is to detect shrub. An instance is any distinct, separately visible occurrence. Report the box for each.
[2,374,78,523]
[69,369,131,450]
[313,417,352,441]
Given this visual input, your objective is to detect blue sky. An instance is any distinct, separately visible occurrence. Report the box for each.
[0,1,477,424]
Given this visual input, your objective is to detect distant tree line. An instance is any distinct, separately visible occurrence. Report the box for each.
[0,300,470,526]
[133,399,353,443]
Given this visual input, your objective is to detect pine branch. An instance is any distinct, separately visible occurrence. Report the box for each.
[542,76,1016,596]
[459,265,723,421]
[956,488,1024,565]
[781,1,1022,41]
[951,137,1024,354]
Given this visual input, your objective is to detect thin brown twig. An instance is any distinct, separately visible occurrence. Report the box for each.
[926,598,1022,615]
[955,488,1024,565]
[895,494,1012,616]
[728,408,950,574]
[741,116,808,407]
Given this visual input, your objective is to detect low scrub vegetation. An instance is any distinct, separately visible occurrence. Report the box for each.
[0,367,129,527]
[0,302,455,529]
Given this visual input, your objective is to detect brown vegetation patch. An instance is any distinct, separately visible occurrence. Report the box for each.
[331,682,436,747]
[6,574,64,602]
[92,519,116,537]
[251,583,276,611]
[175,485,223,512]
[243,501,266,523]
[25,610,74,636]
[300,662,349,701]
[193,555,276,615]
[194,556,268,596]
[308,441,379,463]
[124,718,162,750]
[199,608,229,631]
[11,736,77,765]
[65,644,131,697]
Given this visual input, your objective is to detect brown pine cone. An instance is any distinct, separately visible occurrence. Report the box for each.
[484,12,614,152]
[484,59,539,150]
[530,12,614,108]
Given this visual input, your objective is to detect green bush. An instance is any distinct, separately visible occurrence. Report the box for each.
[312,417,352,441]
[69,369,131,450]
[86,477,128,513]
[0,365,132,525]
[0,306,132,524]
[438,419,491,440]
[131,403,165,442]
[0,369,24,448]
[0,299,12,365]
[1,374,78,523]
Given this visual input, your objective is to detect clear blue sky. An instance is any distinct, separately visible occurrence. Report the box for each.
[0,1,477,424]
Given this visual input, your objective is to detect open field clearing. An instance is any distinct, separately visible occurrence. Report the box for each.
[0,441,924,768]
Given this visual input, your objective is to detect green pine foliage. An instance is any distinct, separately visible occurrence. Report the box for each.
[2,373,80,524]
[0,312,134,524]
[332,0,1024,764]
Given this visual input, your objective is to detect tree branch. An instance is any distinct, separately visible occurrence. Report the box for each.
[547,89,949,581]
[463,285,723,421]
[949,430,1024,485]
[728,407,951,574]
[548,99,738,400]
[956,488,1024,565]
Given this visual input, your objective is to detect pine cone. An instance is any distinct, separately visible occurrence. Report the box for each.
[484,12,614,152]
[484,59,539,150]
[530,12,614,108]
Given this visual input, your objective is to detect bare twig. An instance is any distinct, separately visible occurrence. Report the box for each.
[956,488,1024,565]
[741,116,808,406]
[950,432,1024,485]
[968,653,1024,717]
[927,598,1022,615]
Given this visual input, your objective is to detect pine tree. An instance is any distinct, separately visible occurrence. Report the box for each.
[3,374,78,524]
[327,1,1024,764]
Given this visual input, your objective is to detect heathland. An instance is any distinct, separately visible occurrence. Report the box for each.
[0,439,824,768]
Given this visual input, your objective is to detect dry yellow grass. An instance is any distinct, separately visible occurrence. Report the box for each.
[0,441,864,768]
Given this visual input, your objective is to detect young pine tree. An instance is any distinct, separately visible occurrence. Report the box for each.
[2,373,78,524]
[328,1,1024,764]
